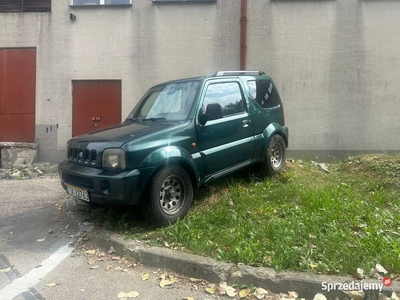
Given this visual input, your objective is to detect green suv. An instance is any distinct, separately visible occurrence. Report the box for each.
[58,71,288,226]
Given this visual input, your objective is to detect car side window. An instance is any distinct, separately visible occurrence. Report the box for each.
[202,82,245,117]
[247,80,279,109]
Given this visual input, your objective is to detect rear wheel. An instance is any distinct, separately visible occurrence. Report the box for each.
[264,135,286,176]
[141,166,193,226]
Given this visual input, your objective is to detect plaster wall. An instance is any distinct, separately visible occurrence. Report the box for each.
[1,0,399,162]
[247,0,400,151]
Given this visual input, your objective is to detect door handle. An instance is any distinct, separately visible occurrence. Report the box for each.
[242,119,250,127]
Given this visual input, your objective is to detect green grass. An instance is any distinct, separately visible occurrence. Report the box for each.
[89,154,400,276]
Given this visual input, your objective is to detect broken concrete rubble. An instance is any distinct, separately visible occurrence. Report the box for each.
[0,162,58,179]
[0,142,37,169]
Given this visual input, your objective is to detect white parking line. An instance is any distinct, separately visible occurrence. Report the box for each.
[0,244,74,300]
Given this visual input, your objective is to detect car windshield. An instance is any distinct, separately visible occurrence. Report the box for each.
[128,80,200,122]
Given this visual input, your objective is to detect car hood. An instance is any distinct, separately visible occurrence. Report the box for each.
[70,121,175,145]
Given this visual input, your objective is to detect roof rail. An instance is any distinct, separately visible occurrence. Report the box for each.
[213,70,265,77]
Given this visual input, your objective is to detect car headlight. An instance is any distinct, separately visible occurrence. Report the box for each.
[102,148,126,172]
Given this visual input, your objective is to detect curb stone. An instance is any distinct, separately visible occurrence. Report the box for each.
[0,253,19,289]
[62,199,400,300]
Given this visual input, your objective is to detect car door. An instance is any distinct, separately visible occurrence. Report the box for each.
[196,80,255,176]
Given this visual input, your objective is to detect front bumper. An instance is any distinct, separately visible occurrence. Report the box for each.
[58,160,144,205]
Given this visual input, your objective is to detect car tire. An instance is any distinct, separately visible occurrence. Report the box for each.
[141,166,194,226]
[264,135,286,176]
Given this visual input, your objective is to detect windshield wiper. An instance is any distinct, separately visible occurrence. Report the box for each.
[142,117,167,122]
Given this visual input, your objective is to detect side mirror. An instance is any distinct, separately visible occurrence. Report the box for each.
[199,103,223,125]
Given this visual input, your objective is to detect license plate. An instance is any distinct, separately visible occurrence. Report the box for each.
[66,184,89,202]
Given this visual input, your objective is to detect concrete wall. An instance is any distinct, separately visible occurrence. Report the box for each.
[0,0,399,163]
[247,0,400,153]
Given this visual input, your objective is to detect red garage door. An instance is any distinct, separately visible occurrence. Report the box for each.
[72,80,122,137]
[0,48,36,143]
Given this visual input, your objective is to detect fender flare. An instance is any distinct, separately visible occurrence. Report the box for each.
[138,146,201,188]
[261,123,289,156]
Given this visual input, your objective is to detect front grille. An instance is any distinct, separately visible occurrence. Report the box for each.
[62,173,94,190]
[68,147,97,166]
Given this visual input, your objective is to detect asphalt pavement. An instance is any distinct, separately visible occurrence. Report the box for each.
[0,177,238,300]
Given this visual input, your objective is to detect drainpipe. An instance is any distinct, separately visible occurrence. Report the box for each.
[240,0,247,70]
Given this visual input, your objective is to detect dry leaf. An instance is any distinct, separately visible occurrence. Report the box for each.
[218,282,227,295]
[85,249,95,255]
[206,286,216,295]
[313,293,327,300]
[97,251,106,257]
[115,267,123,271]
[112,256,121,261]
[391,292,400,300]
[309,263,318,269]
[117,291,139,298]
[376,263,388,274]
[354,268,364,280]
[346,291,364,300]
[160,279,174,288]
[90,266,99,269]
[164,241,170,247]
[254,287,269,299]
[160,277,177,288]
[37,238,45,242]
[106,265,112,271]
[87,259,96,265]
[288,291,299,299]
[142,273,150,281]
[226,286,237,298]
[239,288,251,298]
[46,283,57,287]
[189,277,201,283]
[182,298,195,300]
[0,267,11,273]
[97,258,105,262]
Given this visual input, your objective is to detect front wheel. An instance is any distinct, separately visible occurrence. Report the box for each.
[264,135,286,176]
[141,166,194,226]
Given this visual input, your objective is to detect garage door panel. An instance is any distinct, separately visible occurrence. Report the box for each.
[3,49,36,114]
[0,53,3,141]
[0,48,35,143]
[1,113,35,143]
[72,80,121,137]
[0,51,4,108]
[72,81,99,137]
[97,80,121,128]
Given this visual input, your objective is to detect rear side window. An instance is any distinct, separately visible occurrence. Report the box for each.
[247,80,279,109]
